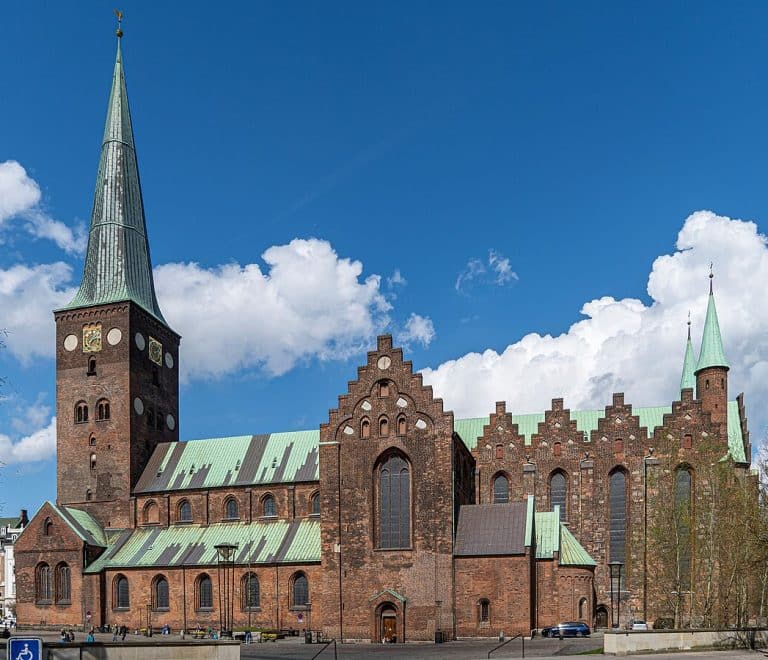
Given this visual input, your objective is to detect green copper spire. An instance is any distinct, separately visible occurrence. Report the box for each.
[62,32,167,323]
[695,272,729,373]
[680,314,696,392]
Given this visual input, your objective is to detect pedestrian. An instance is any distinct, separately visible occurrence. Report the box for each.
[120,624,127,641]
[60,629,67,642]
[86,629,95,643]
[112,624,118,642]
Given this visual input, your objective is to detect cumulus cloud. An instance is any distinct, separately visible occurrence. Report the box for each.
[0,262,76,362]
[387,269,408,288]
[0,160,86,254]
[156,238,392,380]
[424,212,768,446]
[456,249,518,293]
[0,416,56,464]
[397,313,436,349]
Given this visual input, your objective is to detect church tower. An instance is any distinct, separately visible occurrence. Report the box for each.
[694,272,729,429]
[54,31,180,529]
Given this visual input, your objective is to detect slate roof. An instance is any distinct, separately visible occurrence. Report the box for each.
[61,38,167,324]
[85,520,320,573]
[454,502,528,556]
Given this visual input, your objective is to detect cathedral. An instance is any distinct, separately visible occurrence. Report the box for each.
[15,33,753,642]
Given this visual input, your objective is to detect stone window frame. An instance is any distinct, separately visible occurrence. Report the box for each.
[195,573,213,611]
[75,401,89,424]
[55,562,71,605]
[241,572,260,611]
[478,598,490,623]
[261,494,277,518]
[113,574,130,610]
[96,398,111,421]
[224,496,239,521]
[492,471,510,504]
[152,574,170,611]
[143,500,160,525]
[289,571,309,610]
[309,491,321,517]
[35,562,52,604]
[177,499,193,523]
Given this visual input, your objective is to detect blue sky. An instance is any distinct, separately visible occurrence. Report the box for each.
[3,2,768,517]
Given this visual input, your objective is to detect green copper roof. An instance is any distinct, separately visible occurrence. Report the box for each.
[727,401,746,463]
[695,291,729,373]
[61,38,166,323]
[85,520,320,573]
[680,330,697,392]
[46,503,108,548]
[535,508,595,566]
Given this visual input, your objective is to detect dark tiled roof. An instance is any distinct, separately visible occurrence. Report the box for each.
[454,502,528,556]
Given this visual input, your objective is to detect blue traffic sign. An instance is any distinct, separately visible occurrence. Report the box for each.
[7,638,43,660]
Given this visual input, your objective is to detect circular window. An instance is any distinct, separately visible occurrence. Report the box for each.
[135,333,146,351]
[107,327,122,346]
[377,356,391,370]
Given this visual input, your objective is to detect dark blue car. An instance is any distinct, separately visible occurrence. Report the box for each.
[541,622,591,638]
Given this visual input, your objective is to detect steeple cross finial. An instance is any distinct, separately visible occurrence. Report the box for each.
[114,8,124,38]
[709,262,714,294]
[687,310,691,340]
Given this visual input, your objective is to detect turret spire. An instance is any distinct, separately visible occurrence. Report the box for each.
[62,24,167,323]
[680,312,696,392]
[695,269,729,373]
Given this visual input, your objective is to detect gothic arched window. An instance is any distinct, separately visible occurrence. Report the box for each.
[143,501,159,525]
[152,575,169,609]
[310,492,320,516]
[478,598,490,622]
[291,572,309,608]
[675,467,693,590]
[196,574,213,610]
[493,474,509,504]
[75,401,89,424]
[55,562,71,604]
[609,469,627,564]
[177,500,192,522]
[379,416,390,437]
[114,574,130,609]
[361,418,371,439]
[377,453,411,548]
[97,398,110,421]
[397,415,407,436]
[242,572,260,610]
[263,495,277,517]
[35,563,51,603]
[550,471,567,521]
[225,497,239,520]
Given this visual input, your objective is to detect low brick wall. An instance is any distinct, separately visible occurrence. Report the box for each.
[1,641,240,660]
[604,628,768,655]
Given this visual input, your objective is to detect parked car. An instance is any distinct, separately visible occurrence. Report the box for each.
[629,620,648,631]
[541,621,591,638]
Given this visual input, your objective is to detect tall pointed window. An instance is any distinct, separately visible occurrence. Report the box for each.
[609,470,627,564]
[242,573,260,610]
[379,416,389,437]
[35,563,51,603]
[196,574,213,610]
[152,575,169,610]
[310,492,320,516]
[361,418,371,439]
[675,467,693,590]
[75,401,89,424]
[377,453,411,548]
[291,572,309,608]
[97,398,110,421]
[493,474,509,504]
[114,575,130,609]
[56,562,71,603]
[550,471,567,521]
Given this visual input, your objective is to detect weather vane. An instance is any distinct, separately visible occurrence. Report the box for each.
[114,8,124,38]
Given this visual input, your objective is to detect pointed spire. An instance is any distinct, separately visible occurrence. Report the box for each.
[695,270,729,373]
[680,312,696,392]
[62,26,167,324]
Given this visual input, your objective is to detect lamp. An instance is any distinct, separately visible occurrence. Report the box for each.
[608,561,624,628]
[215,543,238,639]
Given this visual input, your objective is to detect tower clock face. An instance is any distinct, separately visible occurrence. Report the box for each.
[148,337,163,365]
[83,324,102,353]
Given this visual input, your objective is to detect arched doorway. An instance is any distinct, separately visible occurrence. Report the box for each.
[379,604,398,643]
[595,605,608,629]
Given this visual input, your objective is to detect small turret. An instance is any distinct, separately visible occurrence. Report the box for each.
[680,313,696,395]
[695,270,729,428]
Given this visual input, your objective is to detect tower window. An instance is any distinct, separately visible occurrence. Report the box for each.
[89,435,96,446]
[90,453,96,470]
[86,489,93,501]
[153,367,160,386]
[147,407,155,428]
[87,357,96,375]
[97,399,110,421]
[75,401,89,424]
[721,378,724,389]
[706,379,710,390]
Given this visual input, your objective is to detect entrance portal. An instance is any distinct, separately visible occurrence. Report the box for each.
[595,605,608,629]
[380,605,397,643]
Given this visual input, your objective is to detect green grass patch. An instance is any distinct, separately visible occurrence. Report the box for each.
[577,647,604,654]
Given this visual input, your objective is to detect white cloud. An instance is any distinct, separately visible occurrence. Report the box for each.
[0,416,56,464]
[397,313,436,348]
[387,269,408,287]
[156,238,392,380]
[0,262,76,363]
[424,212,768,450]
[0,160,86,254]
[456,249,518,293]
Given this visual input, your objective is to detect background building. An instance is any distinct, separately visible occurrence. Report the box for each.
[0,510,28,620]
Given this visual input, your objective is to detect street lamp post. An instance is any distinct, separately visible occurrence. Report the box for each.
[608,561,624,629]
[215,543,238,639]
